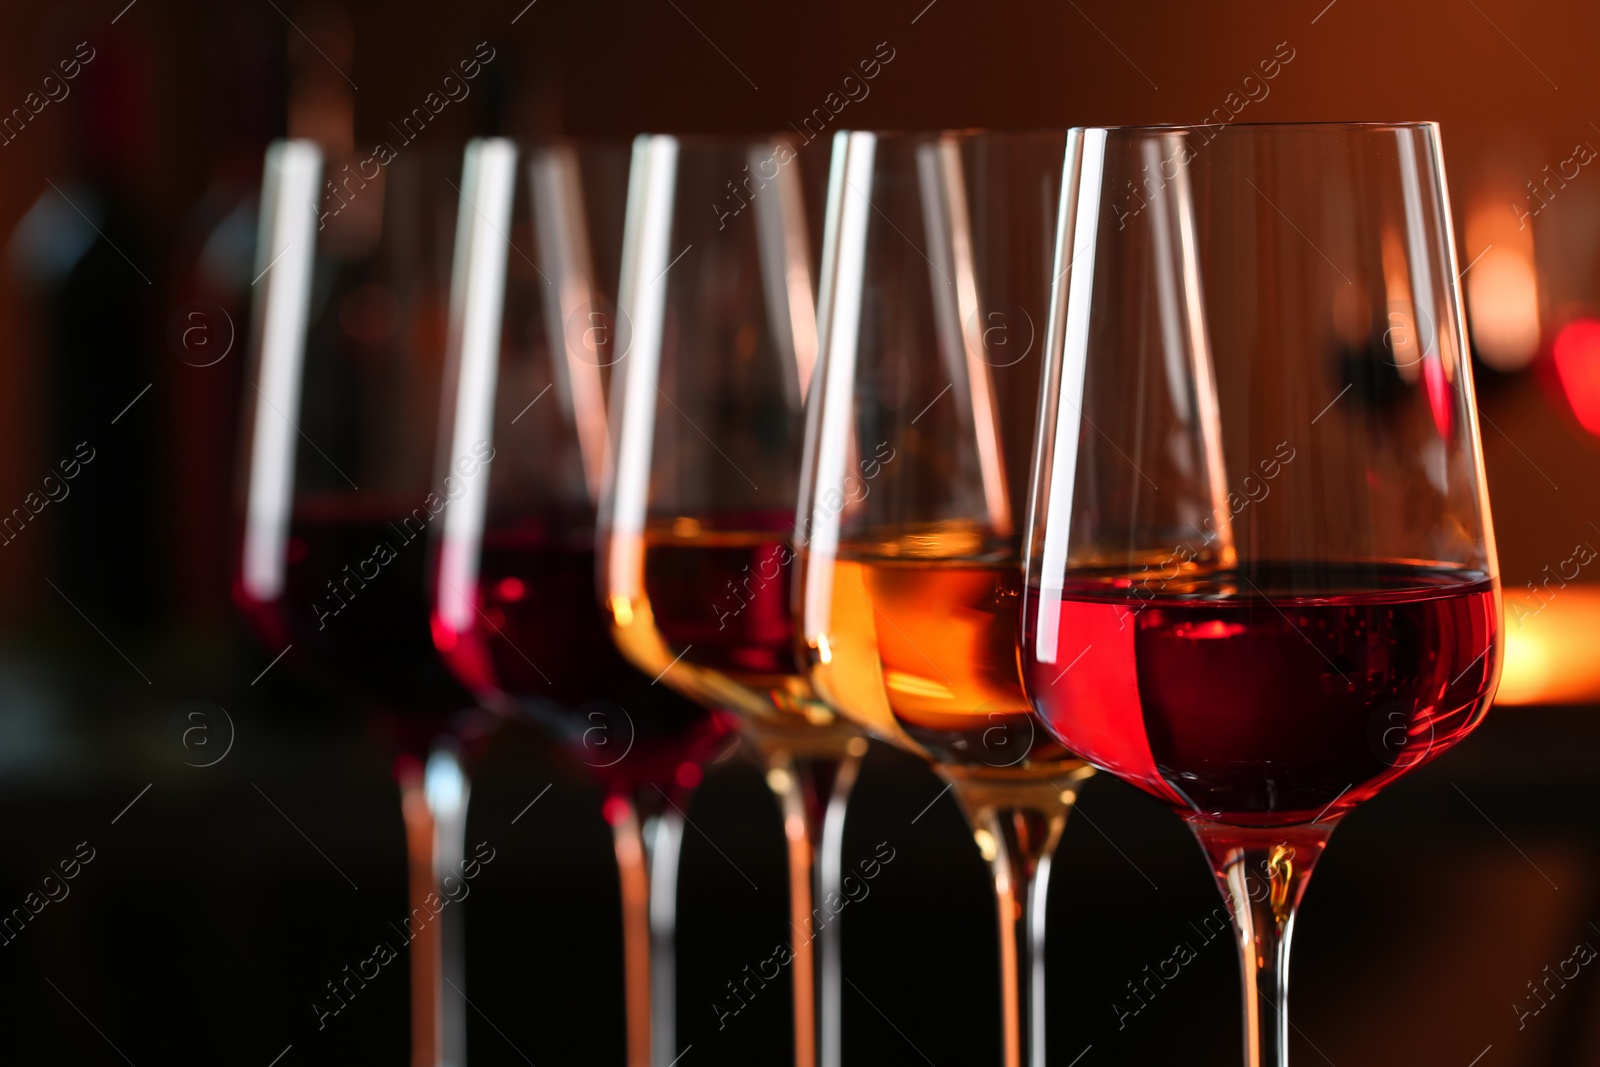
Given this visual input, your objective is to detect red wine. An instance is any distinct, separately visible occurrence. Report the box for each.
[1023,562,1499,826]
[235,497,474,752]
[435,517,610,703]
[433,516,731,794]
[610,509,828,723]
[643,526,800,682]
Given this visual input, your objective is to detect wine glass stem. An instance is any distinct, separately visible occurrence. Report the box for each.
[764,747,864,1067]
[988,807,1061,1067]
[947,773,1088,1067]
[611,795,653,1067]
[1189,820,1335,1067]
[610,789,690,1067]
[646,804,687,1067]
[399,741,471,1067]
[818,752,862,1067]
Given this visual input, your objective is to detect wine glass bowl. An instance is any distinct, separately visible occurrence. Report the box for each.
[600,136,829,726]
[798,128,1092,1067]
[1019,121,1501,1066]
[599,132,859,1067]
[1021,122,1501,828]
[800,129,1086,778]
[426,137,731,798]
[1024,561,1499,827]
[236,142,476,755]
[424,136,736,1067]
[235,139,481,1067]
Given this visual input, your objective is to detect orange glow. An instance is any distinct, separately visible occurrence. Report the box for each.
[1553,319,1600,435]
[1463,193,1541,372]
[1497,585,1600,705]
[1466,252,1541,371]
[1379,226,1422,384]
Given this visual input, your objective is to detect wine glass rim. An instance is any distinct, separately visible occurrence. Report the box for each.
[626,131,819,147]
[830,126,1069,142]
[628,128,1074,146]
[1073,119,1439,135]
[314,135,634,169]
[469,133,632,147]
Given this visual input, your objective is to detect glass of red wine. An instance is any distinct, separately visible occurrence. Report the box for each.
[428,136,733,1066]
[235,140,485,1065]
[600,134,864,1067]
[1021,122,1502,1066]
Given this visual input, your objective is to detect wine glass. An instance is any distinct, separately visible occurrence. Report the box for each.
[797,128,1094,1067]
[599,133,863,1067]
[1020,122,1501,1066]
[428,136,732,1066]
[235,139,483,1066]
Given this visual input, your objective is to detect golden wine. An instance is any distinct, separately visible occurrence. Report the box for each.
[810,525,1078,771]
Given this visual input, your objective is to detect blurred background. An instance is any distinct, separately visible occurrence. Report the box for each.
[0,0,1597,1063]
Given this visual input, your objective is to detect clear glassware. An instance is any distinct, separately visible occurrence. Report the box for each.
[599,133,863,1067]
[235,139,482,1066]
[428,136,732,1066]
[1020,122,1502,1066]
[797,128,1094,1067]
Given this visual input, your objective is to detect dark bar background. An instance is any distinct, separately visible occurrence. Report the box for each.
[0,1,1594,1063]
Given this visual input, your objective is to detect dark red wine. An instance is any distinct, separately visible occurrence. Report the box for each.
[433,516,731,795]
[235,497,474,752]
[1023,562,1499,826]
[435,517,609,702]
[638,510,801,684]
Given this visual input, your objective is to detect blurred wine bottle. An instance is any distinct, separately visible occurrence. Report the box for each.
[167,6,286,631]
[7,20,161,628]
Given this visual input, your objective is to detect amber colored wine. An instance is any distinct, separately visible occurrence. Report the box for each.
[1023,562,1499,826]
[433,516,731,793]
[817,544,1075,770]
[804,560,906,744]
[609,513,829,723]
